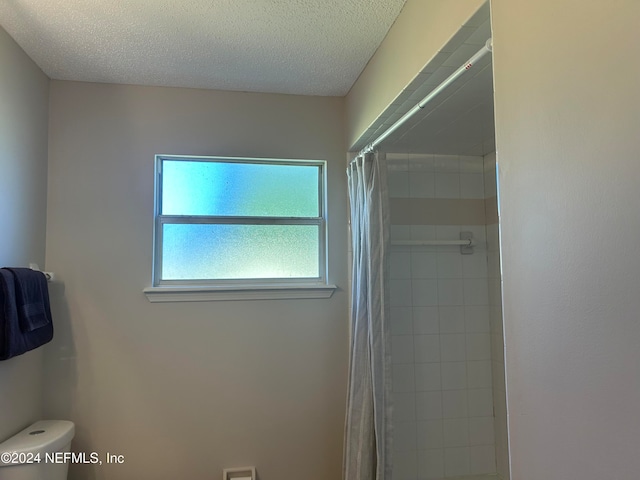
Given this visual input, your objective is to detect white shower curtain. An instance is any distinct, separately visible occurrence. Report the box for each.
[344,152,392,480]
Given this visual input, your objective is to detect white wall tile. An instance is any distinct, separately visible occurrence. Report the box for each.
[434,155,460,173]
[415,391,443,420]
[467,388,493,418]
[415,363,441,391]
[496,446,510,480]
[492,338,503,366]
[463,278,489,305]
[444,447,470,477]
[464,306,490,333]
[388,151,506,477]
[391,225,412,241]
[483,153,497,193]
[486,223,499,251]
[411,225,436,241]
[488,277,502,306]
[411,252,437,278]
[436,225,462,240]
[494,430,509,460]
[391,279,413,306]
[440,334,466,362]
[412,279,439,306]
[460,155,484,173]
[392,335,415,364]
[483,168,497,198]
[394,421,418,451]
[389,244,411,256]
[493,388,507,419]
[491,333,505,364]
[460,173,485,199]
[482,151,496,170]
[462,253,488,278]
[394,450,418,480]
[391,307,413,335]
[487,251,501,279]
[438,279,464,305]
[418,449,445,479]
[441,362,467,390]
[408,154,434,171]
[466,333,491,361]
[438,306,465,333]
[413,307,439,335]
[437,252,463,278]
[387,153,409,165]
[461,225,487,243]
[495,411,508,450]
[388,170,410,197]
[490,306,503,335]
[409,172,435,198]
[469,445,496,475]
[492,361,506,393]
[442,389,468,418]
[435,173,461,198]
[467,361,492,389]
[414,335,440,363]
[393,392,417,421]
[416,420,443,450]
[468,417,495,445]
[391,251,412,279]
[443,418,469,447]
[393,364,416,393]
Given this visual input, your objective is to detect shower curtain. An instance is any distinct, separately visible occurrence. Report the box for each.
[344,152,392,480]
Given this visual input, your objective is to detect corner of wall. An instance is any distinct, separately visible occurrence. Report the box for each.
[0,26,50,441]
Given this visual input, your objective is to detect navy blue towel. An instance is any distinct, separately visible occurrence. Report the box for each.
[0,268,54,361]
[6,268,52,332]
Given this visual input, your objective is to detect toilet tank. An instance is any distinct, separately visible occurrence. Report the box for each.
[0,420,75,480]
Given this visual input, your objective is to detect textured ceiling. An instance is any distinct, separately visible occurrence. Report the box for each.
[0,0,406,96]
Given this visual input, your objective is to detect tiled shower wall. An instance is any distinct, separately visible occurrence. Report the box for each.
[388,153,497,480]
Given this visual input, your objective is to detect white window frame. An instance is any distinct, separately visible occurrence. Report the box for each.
[144,155,336,302]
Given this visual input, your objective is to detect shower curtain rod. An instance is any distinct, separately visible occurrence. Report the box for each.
[391,231,476,255]
[356,38,493,157]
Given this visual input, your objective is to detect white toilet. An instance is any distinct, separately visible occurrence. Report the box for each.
[0,420,75,479]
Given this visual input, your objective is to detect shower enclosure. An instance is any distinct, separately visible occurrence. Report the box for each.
[344,4,509,479]
[386,152,507,480]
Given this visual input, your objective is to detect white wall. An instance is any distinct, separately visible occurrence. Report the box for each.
[491,1,640,478]
[0,27,49,441]
[45,81,348,480]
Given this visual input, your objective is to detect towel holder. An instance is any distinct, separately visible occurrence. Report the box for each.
[28,263,55,282]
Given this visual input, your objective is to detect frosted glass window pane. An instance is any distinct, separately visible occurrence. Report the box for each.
[162,160,319,217]
[162,224,320,280]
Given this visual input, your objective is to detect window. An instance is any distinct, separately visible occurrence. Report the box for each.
[146,155,335,301]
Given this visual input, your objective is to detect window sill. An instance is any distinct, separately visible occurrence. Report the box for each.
[143,284,337,302]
